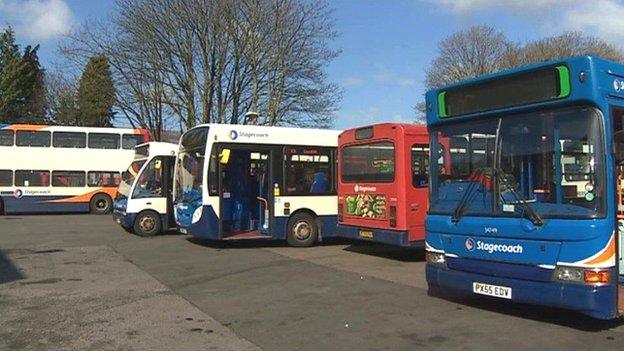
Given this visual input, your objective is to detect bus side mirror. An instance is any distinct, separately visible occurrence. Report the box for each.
[220,149,231,164]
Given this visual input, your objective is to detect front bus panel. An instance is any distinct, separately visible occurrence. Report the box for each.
[426,56,623,319]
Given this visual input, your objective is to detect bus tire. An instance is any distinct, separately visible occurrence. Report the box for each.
[134,211,162,237]
[287,212,318,247]
[90,193,112,215]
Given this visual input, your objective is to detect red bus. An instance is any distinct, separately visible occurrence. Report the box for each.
[336,123,436,247]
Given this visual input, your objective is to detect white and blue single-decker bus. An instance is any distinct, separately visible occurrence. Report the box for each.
[173,124,340,247]
[113,142,178,236]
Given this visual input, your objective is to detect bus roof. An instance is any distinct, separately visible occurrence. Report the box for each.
[135,141,178,157]
[184,123,341,147]
[0,124,148,135]
[425,55,624,126]
[338,123,427,144]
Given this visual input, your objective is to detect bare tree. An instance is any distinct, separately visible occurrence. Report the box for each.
[509,31,624,67]
[45,72,79,125]
[425,25,515,90]
[417,26,624,121]
[61,0,340,137]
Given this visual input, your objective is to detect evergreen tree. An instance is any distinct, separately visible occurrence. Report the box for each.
[20,45,47,123]
[0,27,29,122]
[0,27,46,124]
[76,54,115,127]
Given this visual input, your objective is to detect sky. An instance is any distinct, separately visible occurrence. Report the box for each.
[2,0,624,129]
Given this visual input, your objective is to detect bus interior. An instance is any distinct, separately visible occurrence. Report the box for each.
[218,147,271,239]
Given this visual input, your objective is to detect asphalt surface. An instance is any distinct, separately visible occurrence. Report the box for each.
[1,214,624,350]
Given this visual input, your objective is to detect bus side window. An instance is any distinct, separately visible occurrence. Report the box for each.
[15,170,50,187]
[284,147,332,195]
[0,170,13,186]
[411,144,429,188]
[132,158,164,198]
[208,146,219,196]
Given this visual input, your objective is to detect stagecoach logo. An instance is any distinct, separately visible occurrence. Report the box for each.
[228,130,238,140]
[13,189,23,199]
[465,238,524,254]
[354,184,377,192]
[614,79,624,92]
[465,238,475,251]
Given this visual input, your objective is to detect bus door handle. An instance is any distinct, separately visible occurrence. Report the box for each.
[256,197,269,230]
[410,203,419,211]
[146,202,152,205]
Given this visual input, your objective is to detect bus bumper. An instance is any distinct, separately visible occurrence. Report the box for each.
[426,264,618,320]
[112,210,135,229]
[175,205,220,240]
[336,224,424,248]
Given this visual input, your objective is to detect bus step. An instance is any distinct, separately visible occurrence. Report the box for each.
[223,231,271,240]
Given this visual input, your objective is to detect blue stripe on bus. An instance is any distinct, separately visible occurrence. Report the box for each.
[1,195,89,214]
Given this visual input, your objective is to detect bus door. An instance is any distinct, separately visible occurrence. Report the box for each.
[163,155,176,229]
[218,145,273,239]
[613,107,624,314]
[407,136,430,242]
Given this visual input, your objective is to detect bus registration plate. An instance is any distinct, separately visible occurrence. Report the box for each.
[359,230,373,239]
[472,282,512,299]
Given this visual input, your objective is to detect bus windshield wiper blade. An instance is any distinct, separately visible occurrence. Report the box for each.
[451,168,484,224]
[495,168,544,226]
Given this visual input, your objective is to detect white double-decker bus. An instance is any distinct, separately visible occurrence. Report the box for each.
[0,124,150,215]
[173,124,340,247]
[113,142,178,236]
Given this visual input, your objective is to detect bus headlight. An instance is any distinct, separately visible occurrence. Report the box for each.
[584,182,594,192]
[554,266,611,284]
[426,252,446,265]
[554,266,583,283]
[192,206,203,224]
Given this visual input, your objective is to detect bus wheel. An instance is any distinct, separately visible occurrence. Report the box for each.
[90,194,112,215]
[134,211,162,237]
[287,213,318,247]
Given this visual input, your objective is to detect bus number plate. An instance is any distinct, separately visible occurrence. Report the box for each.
[359,230,373,239]
[472,282,512,299]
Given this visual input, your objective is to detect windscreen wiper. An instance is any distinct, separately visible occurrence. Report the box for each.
[495,168,544,226]
[451,168,484,224]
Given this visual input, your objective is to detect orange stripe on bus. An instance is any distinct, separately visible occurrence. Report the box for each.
[6,124,48,131]
[43,188,117,203]
[585,235,615,265]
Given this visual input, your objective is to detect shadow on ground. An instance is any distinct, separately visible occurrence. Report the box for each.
[429,288,623,332]
[185,236,354,249]
[0,250,25,284]
[342,241,425,262]
[186,237,287,249]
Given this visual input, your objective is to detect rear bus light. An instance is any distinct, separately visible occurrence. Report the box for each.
[389,205,397,227]
[337,203,343,222]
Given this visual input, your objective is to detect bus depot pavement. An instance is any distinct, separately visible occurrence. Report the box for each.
[1,215,624,351]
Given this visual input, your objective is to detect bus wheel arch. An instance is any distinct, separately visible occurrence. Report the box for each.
[89,193,113,215]
[286,209,319,247]
[133,210,162,237]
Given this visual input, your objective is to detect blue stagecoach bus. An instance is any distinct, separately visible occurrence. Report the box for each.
[425,56,624,319]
